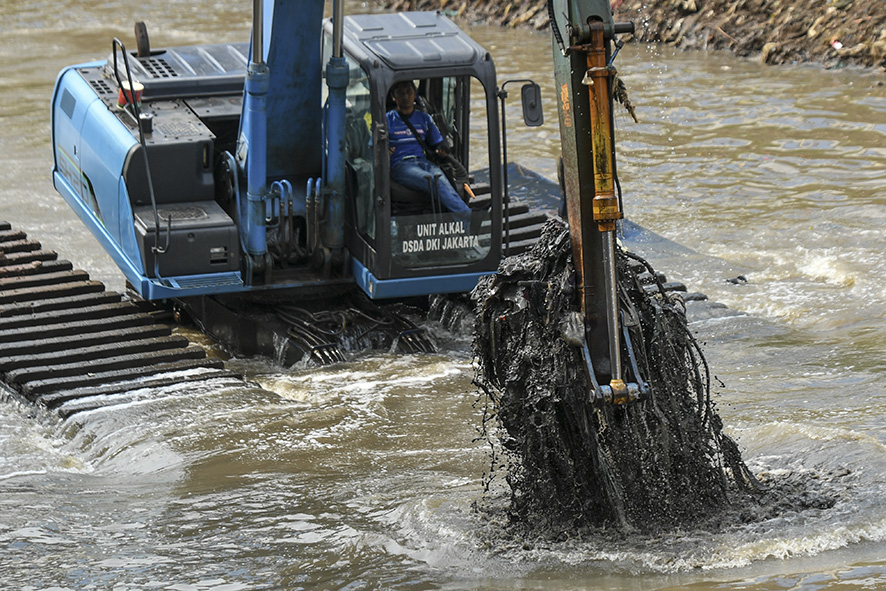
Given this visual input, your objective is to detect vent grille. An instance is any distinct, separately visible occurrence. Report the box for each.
[140,57,178,79]
[156,206,210,221]
[154,119,204,137]
[168,274,242,289]
[88,78,114,95]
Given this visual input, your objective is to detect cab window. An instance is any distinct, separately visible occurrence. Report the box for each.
[387,75,493,270]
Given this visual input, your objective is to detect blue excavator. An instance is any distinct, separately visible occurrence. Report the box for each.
[51,0,550,363]
[50,0,644,400]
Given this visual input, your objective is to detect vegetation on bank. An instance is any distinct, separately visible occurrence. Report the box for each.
[378,0,886,71]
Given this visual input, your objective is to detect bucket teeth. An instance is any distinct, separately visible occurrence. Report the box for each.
[278,301,435,364]
[396,328,434,354]
[309,343,345,365]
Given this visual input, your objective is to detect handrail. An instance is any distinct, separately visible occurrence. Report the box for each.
[112,38,171,266]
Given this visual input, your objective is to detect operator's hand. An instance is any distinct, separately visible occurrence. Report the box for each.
[389,146,395,156]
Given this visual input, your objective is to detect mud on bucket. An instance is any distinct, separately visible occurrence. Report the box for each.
[117,80,144,109]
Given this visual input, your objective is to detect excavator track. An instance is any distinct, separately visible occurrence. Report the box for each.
[181,290,437,368]
[472,197,551,257]
[0,222,244,418]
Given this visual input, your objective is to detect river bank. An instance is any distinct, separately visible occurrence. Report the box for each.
[379,0,886,71]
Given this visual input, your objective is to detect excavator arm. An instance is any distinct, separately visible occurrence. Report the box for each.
[548,0,643,403]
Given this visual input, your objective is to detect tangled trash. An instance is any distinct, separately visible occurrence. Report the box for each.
[472,218,759,532]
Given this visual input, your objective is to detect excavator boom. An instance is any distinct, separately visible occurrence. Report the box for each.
[548,0,642,403]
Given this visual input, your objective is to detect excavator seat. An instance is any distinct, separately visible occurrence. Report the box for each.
[390,180,433,215]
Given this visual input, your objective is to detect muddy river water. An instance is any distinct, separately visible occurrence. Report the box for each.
[1,1,885,589]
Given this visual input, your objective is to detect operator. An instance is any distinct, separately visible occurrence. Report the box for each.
[386,80,470,220]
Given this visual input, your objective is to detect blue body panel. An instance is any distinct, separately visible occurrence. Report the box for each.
[52,61,338,300]
[52,66,252,299]
[260,0,324,180]
[54,164,248,300]
[352,258,489,300]
[52,64,142,274]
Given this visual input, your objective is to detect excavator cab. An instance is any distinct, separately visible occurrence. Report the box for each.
[322,12,505,299]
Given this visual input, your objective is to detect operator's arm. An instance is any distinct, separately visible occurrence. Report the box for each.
[422,113,448,155]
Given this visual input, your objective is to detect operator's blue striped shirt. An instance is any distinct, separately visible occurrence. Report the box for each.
[386,109,444,166]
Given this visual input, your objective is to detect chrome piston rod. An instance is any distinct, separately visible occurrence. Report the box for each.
[602,230,622,383]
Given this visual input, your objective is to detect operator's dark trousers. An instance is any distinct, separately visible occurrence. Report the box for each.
[391,156,470,221]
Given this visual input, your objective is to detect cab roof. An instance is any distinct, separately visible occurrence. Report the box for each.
[340,11,487,70]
